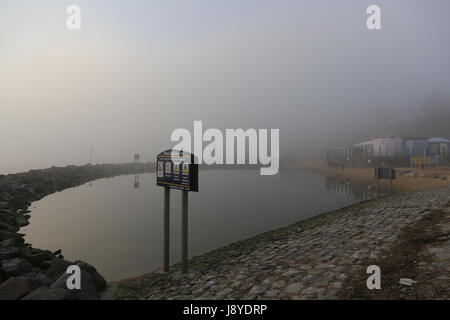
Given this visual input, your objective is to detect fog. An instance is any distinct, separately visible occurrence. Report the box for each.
[1,0,450,173]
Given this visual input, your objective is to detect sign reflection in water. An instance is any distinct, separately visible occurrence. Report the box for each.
[325,176,375,200]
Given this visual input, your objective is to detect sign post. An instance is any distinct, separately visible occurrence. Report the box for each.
[374,167,396,197]
[164,187,170,272]
[181,190,188,273]
[157,150,198,274]
[389,169,393,196]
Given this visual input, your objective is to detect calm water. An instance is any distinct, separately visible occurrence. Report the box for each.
[23,169,369,281]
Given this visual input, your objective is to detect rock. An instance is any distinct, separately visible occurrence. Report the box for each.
[51,268,99,300]
[249,285,267,295]
[0,276,31,300]
[1,257,32,277]
[399,278,418,286]
[22,287,78,300]
[0,247,20,260]
[281,269,300,276]
[264,289,279,297]
[285,282,304,294]
[405,172,418,178]
[15,216,29,227]
[30,273,53,289]
[16,184,35,194]
[300,287,316,296]
[53,249,62,256]
[0,230,16,241]
[45,258,72,281]
[0,238,16,248]
[75,261,107,291]
[19,245,32,257]
[329,281,342,289]
[0,221,18,232]
[26,251,55,267]
[39,260,52,270]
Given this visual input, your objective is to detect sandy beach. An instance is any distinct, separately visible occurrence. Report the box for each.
[294,160,450,193]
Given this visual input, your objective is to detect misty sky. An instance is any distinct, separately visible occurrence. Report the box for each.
[1,0,450,173]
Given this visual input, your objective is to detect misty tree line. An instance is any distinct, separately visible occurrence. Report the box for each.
[317,91,450,155]
[409,90,450,138]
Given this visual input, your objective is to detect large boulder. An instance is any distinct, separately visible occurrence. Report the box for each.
[25,250,55,267]
[0,247,20,260]
[15,216,29,227]
[45,258,72,281]
[51,267,99,300]
[0,221,18,232]
[22,287,78,300]
[1,257,32,277]
[22,272,53,290]
[0,230,16,241]
[0,276,31,300]
[31,273,53,289]
[0,238,17,248]
[75,261,107,291]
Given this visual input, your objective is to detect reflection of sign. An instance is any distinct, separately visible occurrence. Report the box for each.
[157,161,164,178]
[374,167,396,180]
[156,150,198,192]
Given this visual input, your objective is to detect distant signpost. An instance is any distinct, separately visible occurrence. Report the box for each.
[374,167,396,196]
[156,150,198,274]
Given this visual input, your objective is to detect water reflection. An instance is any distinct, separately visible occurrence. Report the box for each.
[27,169,362,280]
[325,176,375,200]
[134,173,140,189]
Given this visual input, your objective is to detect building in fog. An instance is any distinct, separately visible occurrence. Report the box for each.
[404,138,429,157]
[326,135,450,168]
[428,137,450,156]
[371,137,404,157]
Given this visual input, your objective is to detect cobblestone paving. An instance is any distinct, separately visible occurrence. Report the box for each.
[113,187,450,300]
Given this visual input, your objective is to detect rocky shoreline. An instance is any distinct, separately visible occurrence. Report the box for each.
[113,186,450,300]
[0,163,154,300]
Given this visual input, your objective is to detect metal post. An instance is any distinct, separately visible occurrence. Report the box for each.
[181,190,188,273]
[377,176,380,197]
[164,187,170,272]
[389,168,393,196]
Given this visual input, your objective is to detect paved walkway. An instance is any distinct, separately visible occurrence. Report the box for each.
[113,187,450,300]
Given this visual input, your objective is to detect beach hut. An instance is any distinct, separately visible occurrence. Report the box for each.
[428,137,450,156]
[404,138,429,157]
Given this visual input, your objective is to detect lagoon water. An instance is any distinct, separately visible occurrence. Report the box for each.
[23,169,371,281]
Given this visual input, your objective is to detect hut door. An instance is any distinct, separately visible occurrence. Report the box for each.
[440,143,448,156]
